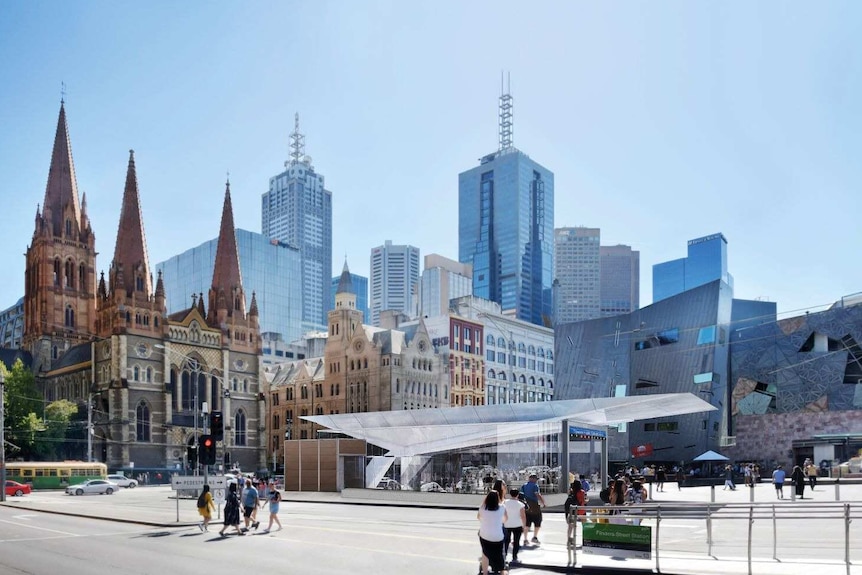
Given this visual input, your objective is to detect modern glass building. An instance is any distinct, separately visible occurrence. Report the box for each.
[653,233,733,303]
[554,227,601,323]
[156,229,304,342]
[600,244,640,317]
[331,271,369,323]
[459,148,554,327]
[418,254,472,319]
[0,297,24,349]
[369,241,420,326]
[261,115,332,330]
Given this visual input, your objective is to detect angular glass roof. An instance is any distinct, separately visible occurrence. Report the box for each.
[304,393,715,456]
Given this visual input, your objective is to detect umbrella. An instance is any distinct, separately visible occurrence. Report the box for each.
[692,450,729,462]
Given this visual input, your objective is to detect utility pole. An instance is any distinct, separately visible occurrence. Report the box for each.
[202,402,209,488]
[1,370,6,503]
[87,394,93,462]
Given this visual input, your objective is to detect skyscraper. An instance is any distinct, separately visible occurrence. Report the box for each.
[331,269,369,323]
[554,227,601,323]
[458,84,554,327]
[261,114,332,331]
[600,244,640,317]
[369,241,420,326]
[653,233,733,303]
[418,254,472,318]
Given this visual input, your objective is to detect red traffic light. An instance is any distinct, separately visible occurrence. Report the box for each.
[200,434,216,465]
[203,437,214,448]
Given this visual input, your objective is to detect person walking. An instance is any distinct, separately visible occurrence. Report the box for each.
[772,465,786,499]
[196,484,215,532]
[723,464,736,490]
[805,461,818,490]
[655,466,666,492]
[241,478,261,531]
[502,488,526,564]
[564,481,587,548]
[791,464,806,499]
[261,484,283,532]
[520,474,546,545]
[219,482,244,537]
[477,491,508,575]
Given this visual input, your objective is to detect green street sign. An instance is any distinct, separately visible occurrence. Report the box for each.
[583,521,652,559]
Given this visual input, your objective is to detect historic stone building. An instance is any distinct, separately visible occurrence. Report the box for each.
[25,102,266,475]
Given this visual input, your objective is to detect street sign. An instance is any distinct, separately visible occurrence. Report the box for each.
[213,488,225,504]
[582,522,652,559]
[170,475,227,491]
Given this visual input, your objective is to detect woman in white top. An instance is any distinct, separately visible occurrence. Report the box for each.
[502,488,527,564]
[477,490,508,575]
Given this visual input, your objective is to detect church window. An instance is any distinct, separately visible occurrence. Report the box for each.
[136,402,151,442]
[79,263,86,290]
[54,259,61,285]
[234,410,247,446]
[136,276,144,292]
[65,219,72,237]
[64,305,75,328]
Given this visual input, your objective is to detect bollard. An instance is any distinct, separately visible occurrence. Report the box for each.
[649,480,653,500]
[710,484,715,503]
[750,482,755,503]
[790,482,796,502]
[835,477,841,501]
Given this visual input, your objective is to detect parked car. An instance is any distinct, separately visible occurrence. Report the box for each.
[376,479,402,490]
[420,482,446,493]
[5,480,32,497]
[107,474,138,488]
[65,479,119,496]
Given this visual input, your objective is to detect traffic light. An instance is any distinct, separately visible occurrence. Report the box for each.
[187,445,198,467]
[210,411,224,441]
[200,435,216,465]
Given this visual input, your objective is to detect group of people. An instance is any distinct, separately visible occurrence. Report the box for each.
[476,473,547,575]
[771,460,817,500]
[194,477,284,536]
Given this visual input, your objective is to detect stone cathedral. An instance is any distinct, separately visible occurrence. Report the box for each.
[22,101,266,474]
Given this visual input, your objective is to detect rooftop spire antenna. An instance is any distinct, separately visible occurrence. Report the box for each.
[288,112,306,166]
[499,72,513,151]
[61,81,66,104]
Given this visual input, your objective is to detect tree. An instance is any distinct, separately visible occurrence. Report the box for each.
[2,359,45,460]
[37,400,79,460]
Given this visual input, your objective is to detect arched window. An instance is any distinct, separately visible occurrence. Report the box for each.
[548,380,553,389]
[53,258,61,285]
[510,372,516,382]
[537,347,545,357]
[234,295,241,311]
[529,376,536,385]
[79,263,86,291]
[547,350,553,360]
[65,259,74,288]
[136,402,151,442]
[133,366,140,381]
[518,342,526,353]
[497,337,505,347]
[301,386,308,399]
[488,370,496,379]
[487,334,495,346]
[539,378,545,387]
[145,366,152,383]
[519,374,526,383]
[234,410,247,446]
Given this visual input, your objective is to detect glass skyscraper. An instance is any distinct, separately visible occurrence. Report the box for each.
[369,241,420,326]
[331,271,369,323]
[554,227,601,323]
[459,148,554,327]
[600,244,640,317]
[156,228,304,342]
[261,114,332,331]
[653,233,733,303]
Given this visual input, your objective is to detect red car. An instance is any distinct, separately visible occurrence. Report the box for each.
[5,480,32,497]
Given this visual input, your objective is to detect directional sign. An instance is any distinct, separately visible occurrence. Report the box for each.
[170,475,227,491]
[213,488,225,504]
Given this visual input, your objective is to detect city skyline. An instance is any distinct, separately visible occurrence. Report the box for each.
[2,2,861,317]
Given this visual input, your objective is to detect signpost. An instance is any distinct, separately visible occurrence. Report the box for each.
[582,522,652,560]
[170,475,228,522]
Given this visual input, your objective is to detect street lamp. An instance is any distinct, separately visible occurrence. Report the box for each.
[283,418,292,490]
[0,369,6,503]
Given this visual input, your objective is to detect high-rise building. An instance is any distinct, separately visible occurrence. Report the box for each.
[458,86,554,327]
[653,233,733,303]
[369,241,420,326]
[156,228,303,343]
[261,114,332,331]
[418,254,472,319]
[600,244,640,317]
[331,269,368,323]
[554,227,601,323]
[0,297,24,349]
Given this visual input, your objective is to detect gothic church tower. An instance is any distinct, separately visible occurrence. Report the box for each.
[23,101,97,373]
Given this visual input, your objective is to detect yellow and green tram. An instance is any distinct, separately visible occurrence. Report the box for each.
[5,462,108,489]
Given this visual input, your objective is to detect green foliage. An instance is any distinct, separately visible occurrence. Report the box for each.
[2,359,46,459]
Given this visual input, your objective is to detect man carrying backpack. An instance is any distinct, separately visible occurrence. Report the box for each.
[521,474,546,545]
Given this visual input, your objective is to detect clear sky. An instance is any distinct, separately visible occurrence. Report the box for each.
[1,1,860,317]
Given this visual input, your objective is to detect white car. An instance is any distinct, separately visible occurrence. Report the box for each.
[66,479,119,496]
[107,474,138,488]
[420,482,446,493]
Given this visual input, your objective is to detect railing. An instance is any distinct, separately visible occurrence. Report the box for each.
[571,502,861,575]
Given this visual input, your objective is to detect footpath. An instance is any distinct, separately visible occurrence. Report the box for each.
[2,480,861,574]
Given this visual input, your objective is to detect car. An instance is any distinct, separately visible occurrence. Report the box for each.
[107,474,138,488]
[5,480,32,497]
[420,482,446,493]
[65,479,119,496]
[376,478,402,490]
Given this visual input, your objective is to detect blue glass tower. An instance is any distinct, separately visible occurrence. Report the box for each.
[331,271,368,322]
[653,233,733,303]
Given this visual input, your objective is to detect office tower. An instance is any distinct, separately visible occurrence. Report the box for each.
[418,254,473,318]
[261,114,332,331]
[0,297,24,349]
[554,227,601,323]
[156,228,303,342]
[369,241,420,326]
[331,270,369,323]
[458,85,554,327]
[600,244,640,316]
[653,233,733,303]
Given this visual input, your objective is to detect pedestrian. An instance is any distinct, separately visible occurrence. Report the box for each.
[564,481,586,548]
[723,464,736,490]
[477,490,508,575]
[791,465,806,499]
[624,480,647,526]
[520,473,546,545]
[241,478,261,531]
[219,482,244,537]
[744,464,752,487]
[772,465,786,499]
[503,488,526,564]
[197,484,215,532]
[261,483,283,532]
[655,466,666,492]
[805,461,818,490]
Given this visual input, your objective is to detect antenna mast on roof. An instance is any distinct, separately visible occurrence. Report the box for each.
[498,71,513,151]
[288,112,306,167]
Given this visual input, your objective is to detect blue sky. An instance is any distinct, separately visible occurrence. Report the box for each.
[1,1,860,316]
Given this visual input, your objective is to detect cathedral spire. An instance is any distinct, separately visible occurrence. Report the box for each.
[208,178,245,324]
[111,150,152,297]
[41,100,83,238]
[336,258,354,295]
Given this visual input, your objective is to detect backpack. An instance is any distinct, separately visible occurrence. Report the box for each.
[599,487,611,503]
[197,491,207,508]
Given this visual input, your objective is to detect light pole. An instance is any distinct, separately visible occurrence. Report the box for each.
[1,369,6,503]
[284,419,292,490]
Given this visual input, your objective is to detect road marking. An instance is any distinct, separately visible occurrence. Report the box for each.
[12,515,39,520]
[0,518,80,536]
